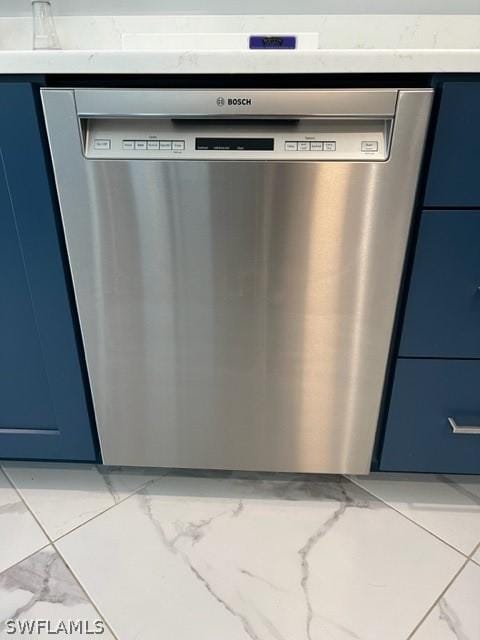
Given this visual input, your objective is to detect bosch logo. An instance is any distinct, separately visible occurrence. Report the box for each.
[228,98,252,106]
[216,97,253,107]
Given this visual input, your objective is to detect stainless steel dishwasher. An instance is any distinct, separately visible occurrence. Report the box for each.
[41,88,432,473]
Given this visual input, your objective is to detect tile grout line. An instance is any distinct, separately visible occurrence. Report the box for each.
[405,556,471,639]
[1,464,164,544]
[0,466,29,506]
[50,539,120,640]
[0,466,120,640]
[344,475,474,558]
[1,465,57,544]
[0,467,51,573]
[0,542,52,578]
[51,474,164,544]
[469,540,480,566]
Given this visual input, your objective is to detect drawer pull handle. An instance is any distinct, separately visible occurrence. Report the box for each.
[448,418,480,435]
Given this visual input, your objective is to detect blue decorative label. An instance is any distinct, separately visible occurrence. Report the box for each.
[249,36,297,50]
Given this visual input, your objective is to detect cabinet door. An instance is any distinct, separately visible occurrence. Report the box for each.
[380,359,480,473]
[0,82,97,460]
[400,210,480,358]
[425,82,480,207]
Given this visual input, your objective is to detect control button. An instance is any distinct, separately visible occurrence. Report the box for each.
[285,141,298,151]
[298,141,310,151]
[147,140,160,150]
[134,140,147,150]
[361,141,379,152]
[310,141,324,151]
[94,139,111,150]
[324,142,336,151]
[159,140,172,150]
[172,140,185,151]
[122,140,134,150]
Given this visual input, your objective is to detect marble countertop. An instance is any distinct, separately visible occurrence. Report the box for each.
[3,13,480,74]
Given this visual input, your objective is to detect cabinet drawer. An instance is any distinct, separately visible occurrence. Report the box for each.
[380,359,480,473]
[425,82,480,207]
[400,211,480,358]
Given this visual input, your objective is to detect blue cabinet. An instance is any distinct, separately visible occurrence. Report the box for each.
[380,359,480,473]
[425,82,480,207]
[0,82,97,461]
[380,80,480,473]
[400,210,480,358]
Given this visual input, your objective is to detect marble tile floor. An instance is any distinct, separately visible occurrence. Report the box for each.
[0,464,479,640]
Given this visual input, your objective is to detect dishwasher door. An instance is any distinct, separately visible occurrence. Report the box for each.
[41,88,432,473]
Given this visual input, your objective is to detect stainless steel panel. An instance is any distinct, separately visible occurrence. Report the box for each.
[41,88,432,473]
[73,88,398,118]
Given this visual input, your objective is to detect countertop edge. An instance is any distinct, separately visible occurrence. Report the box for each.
[2,49,480,75]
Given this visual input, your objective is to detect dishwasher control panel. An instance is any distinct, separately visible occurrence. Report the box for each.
[84,117,391,161]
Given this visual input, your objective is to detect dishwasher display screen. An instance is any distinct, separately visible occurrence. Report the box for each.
[195,137,274,151]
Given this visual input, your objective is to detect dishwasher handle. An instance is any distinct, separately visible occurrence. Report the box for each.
[73,89,398,119]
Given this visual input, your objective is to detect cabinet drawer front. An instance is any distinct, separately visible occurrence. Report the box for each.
[400,211,480,358]
[380,359,480,473]
[425,82,480,207]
